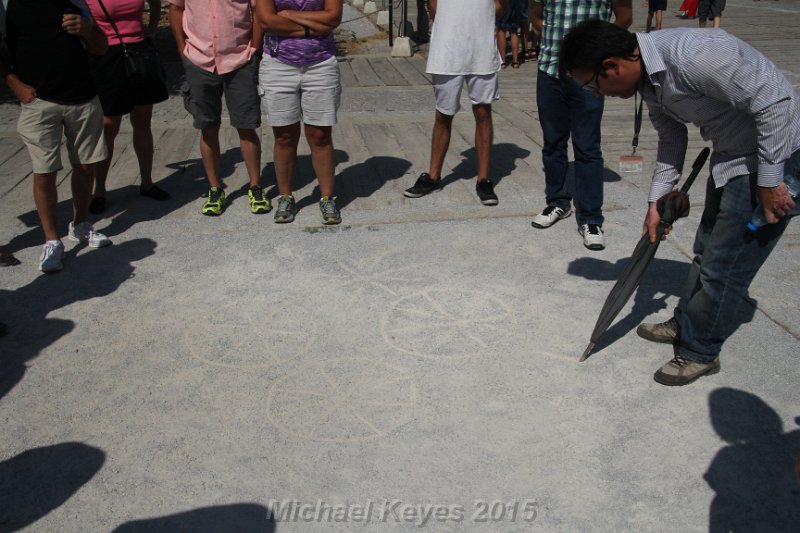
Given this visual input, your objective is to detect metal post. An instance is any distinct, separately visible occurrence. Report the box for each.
[389,0,394,46]
[401,0,408,37]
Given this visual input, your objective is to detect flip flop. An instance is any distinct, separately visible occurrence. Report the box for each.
[500,62,507,69]
[511,61,520,69]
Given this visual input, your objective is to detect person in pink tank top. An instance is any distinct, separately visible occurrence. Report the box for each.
[85,0,170,214]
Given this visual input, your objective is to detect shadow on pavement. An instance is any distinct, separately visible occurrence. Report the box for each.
[333,154,411,210]
[262,149,351,210]
[112,504,275,532]
[0,238,156,401]
[263,150,411,212]
[0,442,105,532]
[5,146,217,251]
[566,255,690,355]
[441,143,531,188]
[705,388,800,531]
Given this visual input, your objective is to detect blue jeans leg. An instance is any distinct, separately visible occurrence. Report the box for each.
[569,82,605,226]
[674,169,795,363]
[536,71,604,224]
[536,70,572,213]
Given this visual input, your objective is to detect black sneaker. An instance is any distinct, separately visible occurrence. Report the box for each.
[476,179,498,206]
[403,173,441,198]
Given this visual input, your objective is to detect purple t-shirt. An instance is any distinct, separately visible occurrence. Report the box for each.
[263,0,336,66]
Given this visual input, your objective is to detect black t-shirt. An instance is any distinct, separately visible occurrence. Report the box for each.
[4,0,97,104]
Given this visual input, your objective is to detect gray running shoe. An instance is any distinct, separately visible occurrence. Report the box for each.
[274,195,298,223]
[319,196,341,225]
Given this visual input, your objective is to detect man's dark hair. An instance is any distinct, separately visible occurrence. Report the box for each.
[558,20,639,80]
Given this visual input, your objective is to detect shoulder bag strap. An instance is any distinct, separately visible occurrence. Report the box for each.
[93,0,128,53]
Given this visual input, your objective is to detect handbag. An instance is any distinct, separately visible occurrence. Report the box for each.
[93,0,167,91]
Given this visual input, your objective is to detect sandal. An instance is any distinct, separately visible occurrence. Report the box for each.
[500,62,507,69]
[140,185,171,201]
[526,49,538,61]
[511,61,520,69]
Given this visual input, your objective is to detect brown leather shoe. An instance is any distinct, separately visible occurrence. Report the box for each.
[654,353,720,386]
[637,317,679,344]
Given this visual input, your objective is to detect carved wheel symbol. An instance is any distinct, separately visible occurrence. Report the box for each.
[184,300,316,369]
[266,359,416,442]
[382,289,514,359]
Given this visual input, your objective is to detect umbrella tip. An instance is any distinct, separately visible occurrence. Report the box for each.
[579,343,594,362]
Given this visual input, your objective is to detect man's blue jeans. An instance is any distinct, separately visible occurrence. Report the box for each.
[536,70,605,226]
[675,150,799,363]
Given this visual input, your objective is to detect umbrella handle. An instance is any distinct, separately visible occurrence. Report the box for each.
[679,147,711,194]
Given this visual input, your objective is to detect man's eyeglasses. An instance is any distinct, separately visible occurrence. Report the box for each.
[581,67,606,92]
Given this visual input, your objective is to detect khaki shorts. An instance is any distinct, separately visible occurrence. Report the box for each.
[431,73,500,116]
[259,55,341,127]
[17,97,107,174]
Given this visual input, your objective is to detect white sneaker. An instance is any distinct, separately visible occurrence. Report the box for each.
[531,205,571,228]
[39,240,64,272]
[68,221,111,248]
[579,223,605,251]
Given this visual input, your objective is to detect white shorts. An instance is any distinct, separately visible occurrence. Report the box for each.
[431,73,500,116]
[17,97,107,174]
[259,55,342,127]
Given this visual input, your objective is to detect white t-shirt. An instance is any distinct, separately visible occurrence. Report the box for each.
[425,0,502,75]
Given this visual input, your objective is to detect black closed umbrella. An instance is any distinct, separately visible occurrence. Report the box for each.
[580,147,711,362]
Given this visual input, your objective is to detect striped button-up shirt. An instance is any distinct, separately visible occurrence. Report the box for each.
[638,29,800,202]
[169,0,256,74]
[536,0,613,78]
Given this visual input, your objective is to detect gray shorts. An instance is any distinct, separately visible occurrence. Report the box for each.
[258,55,341,127]
[431,73,500,116]
[181,55,261,130]
[17,97,107,174]
[698,0,725,18]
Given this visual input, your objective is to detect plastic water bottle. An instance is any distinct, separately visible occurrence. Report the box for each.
[747,173,800,231]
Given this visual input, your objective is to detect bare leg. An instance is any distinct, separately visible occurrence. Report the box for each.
[304,124,335,198]
[199,126,221,189]
[473,103,493,181]
[699,17,707,27]
[655,10,663,30]
[428,110,454,180]
[273,123,301,196]
[496,28,507,65]
[510,30,520,64]
[93,115,122,198]
[33,172,59,241]
[237,128,262,188]
[713,16,721,27]
[71,163,94,224]
[129,105,155,189]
